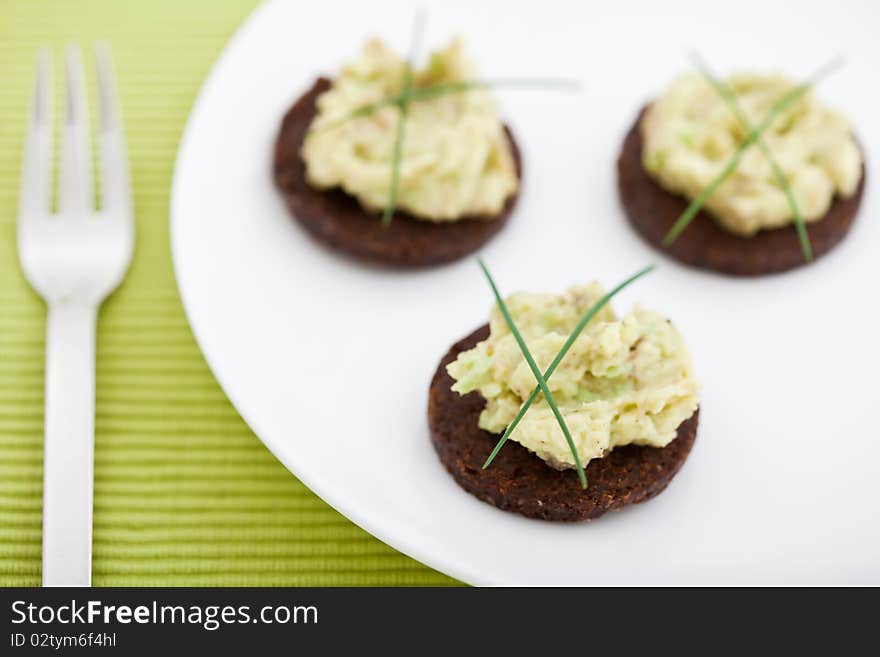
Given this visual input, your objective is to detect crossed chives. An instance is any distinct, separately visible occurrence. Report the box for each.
[306,12,579,226]
[477,260,655,489]
[663,58,843,259]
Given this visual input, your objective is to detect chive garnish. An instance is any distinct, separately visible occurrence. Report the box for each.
[481,264,655,472]
[382,102,408,227]
[478,259,588,488]
[690,54,812,261]
[311,98,401,136]
[305,12,580,226]
[381,11,424,227]
[663,58,843,247]
[310,78,580,136]
[405,77,581,102]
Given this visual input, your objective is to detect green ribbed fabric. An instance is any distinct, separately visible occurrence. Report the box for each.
[0,0,456,587]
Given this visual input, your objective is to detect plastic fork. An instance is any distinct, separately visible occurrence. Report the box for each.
[17,44,133,587]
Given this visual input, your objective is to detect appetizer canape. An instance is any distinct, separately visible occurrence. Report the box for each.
[428,265,700,521]
[273,38,522,267]
[618,68,865,276]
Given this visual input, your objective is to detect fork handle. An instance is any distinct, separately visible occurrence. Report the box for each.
[42,301,98,587]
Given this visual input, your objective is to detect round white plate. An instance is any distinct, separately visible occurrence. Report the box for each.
[172,0,880,584]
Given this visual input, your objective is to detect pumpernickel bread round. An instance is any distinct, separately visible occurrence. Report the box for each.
[428,325,699,522]
[617,107,866,276]
[273,78,522,268]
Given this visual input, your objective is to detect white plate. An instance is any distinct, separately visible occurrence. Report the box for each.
[171,0,880,584]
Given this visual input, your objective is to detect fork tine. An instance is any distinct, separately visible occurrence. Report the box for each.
[59,44,93,213]
[94,42,131,220]
[19,49,52,220]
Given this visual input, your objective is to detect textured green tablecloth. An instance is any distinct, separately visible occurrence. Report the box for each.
[0,0,455,586]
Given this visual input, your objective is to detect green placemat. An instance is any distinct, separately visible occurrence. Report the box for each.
[0,0,456,587]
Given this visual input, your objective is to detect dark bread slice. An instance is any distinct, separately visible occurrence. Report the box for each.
[428,325,699,522]
[617,106,866,276]
[273,78,522,268]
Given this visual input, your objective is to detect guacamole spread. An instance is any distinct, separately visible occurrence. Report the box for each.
[447,284,699,470]
[302,38,519,222]
[641,73,862,236]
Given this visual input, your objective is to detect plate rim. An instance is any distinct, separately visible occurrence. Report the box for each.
[170,0,488,586]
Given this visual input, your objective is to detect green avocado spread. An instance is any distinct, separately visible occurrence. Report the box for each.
[302,38,519,222]
[447,283,699,470]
